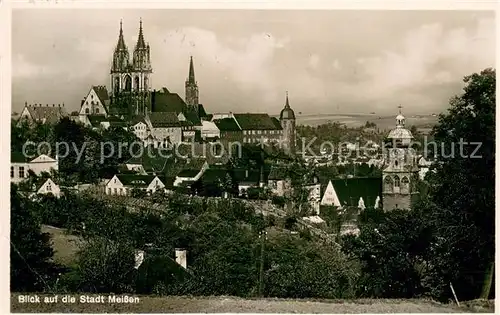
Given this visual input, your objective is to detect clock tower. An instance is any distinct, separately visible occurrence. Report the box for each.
[382,106,420,211]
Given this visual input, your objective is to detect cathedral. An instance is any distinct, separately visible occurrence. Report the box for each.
[382,107,420,211]
[110,19,152,117]
[73,19,296,153]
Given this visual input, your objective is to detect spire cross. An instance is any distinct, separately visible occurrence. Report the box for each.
[398,104,403,114]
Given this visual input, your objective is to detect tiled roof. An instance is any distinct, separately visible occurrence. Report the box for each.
[24,105,67,124]
[177,169,201,178]
[213,118,241,131]
[324,177,382,208]
[233,113,281,130]
[270,117,283,129]
[130,115,147,126]
[149,112,180,128]
[150,89,186,114]
[198,104,208,118]
[92,85,110,107]
[116,174,157,187]
[183,110,202,126]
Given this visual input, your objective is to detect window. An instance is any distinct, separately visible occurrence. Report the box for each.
[10,166,14,178]
[114,178,117,183]
[395,160,398,167]
[19,167,25,178]
[114,188,117,195]
[47,183,52,191]
[85,108,90,114]
[96,108,99,114]
[119,188,123,195]
[91,94,94,99]
[394,175,400,187]
[107,188,111,195]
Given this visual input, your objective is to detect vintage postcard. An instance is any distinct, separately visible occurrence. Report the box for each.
[6,2,496,313]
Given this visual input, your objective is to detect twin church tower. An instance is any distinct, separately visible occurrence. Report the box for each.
[109,20,199,115]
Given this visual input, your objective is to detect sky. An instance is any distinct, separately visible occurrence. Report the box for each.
[12,9,495,116]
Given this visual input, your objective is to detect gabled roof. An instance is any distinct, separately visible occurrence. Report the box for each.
[323,177,382,208]
[213,118,241,131]
[22,105,66,124]
[150,89,187,114]
[177,169,202,178]
[149,112,180,128]
[270,117,283,129]
[92,85,110,106]
[115,174,157,187]
[35,177,58,191]
[198,104,208,118]
[182,110,202,126]
[233,113,281,130]
[130,115,148,126]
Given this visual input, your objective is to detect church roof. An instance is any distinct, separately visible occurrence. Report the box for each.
[279,93,295,120]
[387,127,413,139]
[151,89,187,114]
[233,113,281,130]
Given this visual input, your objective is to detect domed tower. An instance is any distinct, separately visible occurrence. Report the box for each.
[382,106,419,211]
[110,20,131,97]
[279,91,296,155]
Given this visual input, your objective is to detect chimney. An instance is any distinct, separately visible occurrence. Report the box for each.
[62,102,65,107]
[24,101,27,107]
[53,104,55,107]
[175,248,187,269]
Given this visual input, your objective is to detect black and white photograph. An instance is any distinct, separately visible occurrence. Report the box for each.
[8,5,496,313]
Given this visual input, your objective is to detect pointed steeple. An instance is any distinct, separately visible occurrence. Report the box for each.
[111,19,130,73]
[188,56,196,84]
[135,18,146,49]
[115,19,127,51]
[285,91,290,108]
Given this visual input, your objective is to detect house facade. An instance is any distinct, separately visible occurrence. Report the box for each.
[11,152,59,184]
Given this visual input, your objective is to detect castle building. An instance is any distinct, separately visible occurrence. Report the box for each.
[382,107,420,211]
[109,19,152,117]
[279,92,296,155]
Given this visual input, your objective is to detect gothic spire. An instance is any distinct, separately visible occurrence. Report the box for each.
[188,56,196,84]
[115,19,127,51]
[285,91,290,108]
[135,18,146,50]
